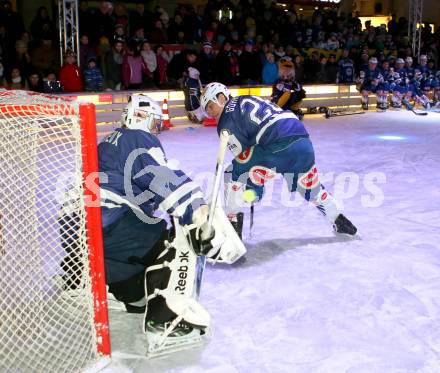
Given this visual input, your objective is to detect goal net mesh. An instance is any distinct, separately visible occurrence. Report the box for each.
[0,90,103,372]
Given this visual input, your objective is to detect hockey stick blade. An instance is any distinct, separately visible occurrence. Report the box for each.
[411,109,428,116]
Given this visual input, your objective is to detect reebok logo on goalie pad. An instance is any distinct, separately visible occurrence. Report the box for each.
[175,251,189,293]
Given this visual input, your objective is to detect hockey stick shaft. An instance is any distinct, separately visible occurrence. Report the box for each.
[195,130,230,298]
[207,130,230,231]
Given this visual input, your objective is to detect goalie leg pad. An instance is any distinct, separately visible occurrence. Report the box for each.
[143,230,210,357]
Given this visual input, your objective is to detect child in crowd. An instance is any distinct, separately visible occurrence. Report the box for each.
[83,56,104,91]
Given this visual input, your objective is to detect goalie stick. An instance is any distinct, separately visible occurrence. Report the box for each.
[195,129,230,297]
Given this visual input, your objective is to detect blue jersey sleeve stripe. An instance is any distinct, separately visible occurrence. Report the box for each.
[158,181,200,212]
[172,191,205,218]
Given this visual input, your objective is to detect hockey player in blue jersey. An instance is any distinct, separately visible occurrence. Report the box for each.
[200,82,357,239]
[356,57,388,111]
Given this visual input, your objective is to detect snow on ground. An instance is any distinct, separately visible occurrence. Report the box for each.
[100,110,440,373]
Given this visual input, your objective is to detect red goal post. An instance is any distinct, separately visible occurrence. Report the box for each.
[0,90,110,372]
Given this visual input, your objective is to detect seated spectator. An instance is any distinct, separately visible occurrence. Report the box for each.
[59,50,83,92]
[262,52,278,84]
[6,66,27,90]
[83,56,103,91]
[122,41,148,90]
[27,71,44,92]
[103,39,124,90]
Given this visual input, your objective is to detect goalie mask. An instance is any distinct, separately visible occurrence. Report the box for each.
[121,94,162,133]
[200,82,231,110]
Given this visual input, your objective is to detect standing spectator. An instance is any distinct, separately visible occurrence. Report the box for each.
[29,36,59,75]
[59,50,83,92]
[0,57,5,87]
[326,54,338,83]
[167,49,198,88]
[167,14,185,43]
[198,41,216,84]
[148,20,168,44]
[316,55,329,83]
[304,51,320,82]
[140,41,156,87]
[83,56,103,91]
[113,24,127,44]
[94,1,114,43]
[154,44,169,87]
[103,39,124,90]
[79,1,95,41]
[326,33,340,50]
[30,6,54,43]
[262,52,278,84]
[238,40,261,85]
[27,71,44,92]
[293,55,305,82]
[6,66,27,90]
[215,40,240,85]
[337,49,356,83]
[112,2,129,32]
[121,41,148,90]
[129,2,154,36]
[43,71,62,93]
[79,34,96,70]
[0,0,24,41]
[7,40,32,80]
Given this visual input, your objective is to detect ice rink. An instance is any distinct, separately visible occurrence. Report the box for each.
[100,110,440,373]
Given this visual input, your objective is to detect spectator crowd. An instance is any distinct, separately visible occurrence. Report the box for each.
[0,0,439,93]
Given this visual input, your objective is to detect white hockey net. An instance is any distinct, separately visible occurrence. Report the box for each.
[0,90,109,372]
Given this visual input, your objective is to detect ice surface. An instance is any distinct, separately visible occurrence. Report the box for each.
[100,111,440,373]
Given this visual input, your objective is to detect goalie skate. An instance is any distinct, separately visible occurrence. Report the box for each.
[145,317,208,358]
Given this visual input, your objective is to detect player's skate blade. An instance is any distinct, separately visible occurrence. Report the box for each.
[333,214,357,236]
[145,320,208,358]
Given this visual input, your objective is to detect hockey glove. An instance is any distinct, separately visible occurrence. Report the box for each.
[191,205,225,258]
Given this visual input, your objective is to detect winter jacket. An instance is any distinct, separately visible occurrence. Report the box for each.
[59,63,83,92]
[84,66,104,91]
